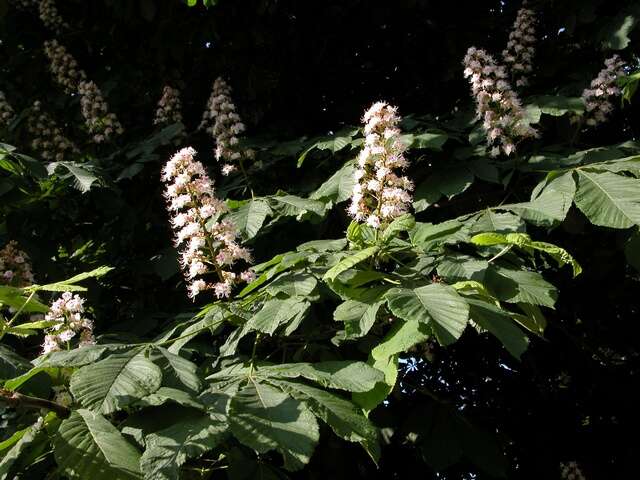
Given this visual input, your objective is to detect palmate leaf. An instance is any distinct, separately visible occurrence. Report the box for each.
[139,414,227,480]
[485,266,558,308]
[228,381,320,471]
[153,346,202,392]
[228,199,272,239]
[573,169,640,228]
[309,160,356,204]
[267,379,380,462]
[267,194,326,217]
[0,417,49,478]
[385,284,469,345]
[70,350,162,414]
[265,272,317,297]
[466,297,529,359]
[54,409,142,480]
[334,294,385,339]
[322,246,379,282]
[0,345,30,380]
[24,266,114,293]
[208,360,383,393]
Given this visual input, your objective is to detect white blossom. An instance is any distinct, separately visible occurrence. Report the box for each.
[78,80,124,143]
[463,47,538,156]
[39,0,68,34]
[42,292,94,354]
[0,241,35,287]
[26,101,78,161]
[560,461,586,480]
[43,40,86,94]
[162,147,253,300]
[154,85,186,143]
[200,77,255,170]
[579,55,626,127]
[347,102,413,228]
[502,4,537,88]
[0,91,15,129]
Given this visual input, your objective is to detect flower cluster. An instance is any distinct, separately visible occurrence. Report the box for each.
[580,55,626,127]
[560,461,586,480]
[200,77,254,175]
[9,0,39,11]
[154,85,186,142]
[42,292,95,354]
[43,40,86,94]
[78,80,124,143]
[0,241,35,287]
[0,91,15,129]
[26,101,77,161]
[162,147,254,299]
[347,102,413,229]
[39,0,68,34]
[463,47,538,156]
[502,4,536,87]
[52,386,73,407]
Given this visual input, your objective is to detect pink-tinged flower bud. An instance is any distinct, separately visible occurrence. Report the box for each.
[578,55,626,128]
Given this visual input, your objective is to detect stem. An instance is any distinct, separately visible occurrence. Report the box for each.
[0,388,71,418]
[0,291,37,341]
[248,333,261,378]
[237,157,255,199]
[488,244,513,263]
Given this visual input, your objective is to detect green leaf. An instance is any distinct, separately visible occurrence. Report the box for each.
[248,297,310,335]
[54,409,142,479]
[25,266,114,293]
[485,267,557,308]
[466,298,529,359]
[228,381,319,471]
[371,319,431,362]
[413,167,473,213]
[70,350,163,414]
[574,170,640,228]
[266,272,317,297]
[599,10,638,50]
[382,214,415,242]
[322,246,379,282]
[385,284,469,345]
[139,414,227,480]
[268,194,326,217]
[153,346,202,392]
[334,294,385,339]
[267,379,380,462]
[526,95,585,116]
[410,220,465,252]
[0,345,30,380]
[0,418,47,478]
[47,161,101,193]
[0,285,48,313]
[228,199,272,239]
[471,210,524,234]
[310,160,356,204]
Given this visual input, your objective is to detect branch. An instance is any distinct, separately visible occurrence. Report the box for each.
[0,388,71,418]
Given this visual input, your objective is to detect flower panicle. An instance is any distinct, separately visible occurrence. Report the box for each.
[39,0,69,34]
[42,292,95,354]
[502,4,537,88]
[154,85,186,142]
[200,77,254,175]
[43,40,86,94]
[162,147,254,300]
[463,47,538,157]
[26,100,78,161]
[78,80,124,143]
[347,101,414,229]
[0,241,35,287]
[579,55,626,127]
[0,91,16,129]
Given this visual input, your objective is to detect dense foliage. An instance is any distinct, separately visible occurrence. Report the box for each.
[1,0,640,478]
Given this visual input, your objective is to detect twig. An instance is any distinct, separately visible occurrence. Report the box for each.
[0,388,71,418]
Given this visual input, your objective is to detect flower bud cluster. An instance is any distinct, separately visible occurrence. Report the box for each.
[502,5,536,87]
[78,80,124,143]
[560,461,586,480]
[200,78,254,175]
[26,101,77,161]
[347,102,413,229]
[42,292,95,354]
[463,47,538,156]
[0,91,15,129]
[580,55,626,127]
[43,40,86,94]
[0,241,35,287]
[162,147,254,299]
[39,0,68,34]
[154,85,186,142]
